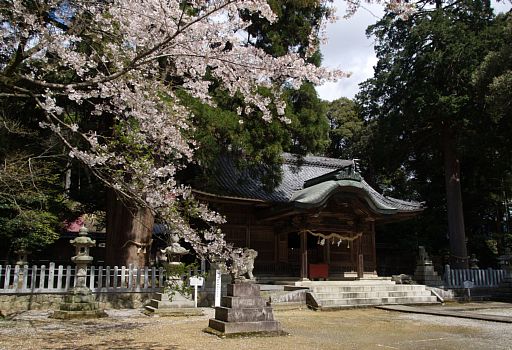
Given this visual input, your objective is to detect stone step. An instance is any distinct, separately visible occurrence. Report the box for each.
[303,281,440,309]
[149,299,179,309]
[298,279,395,287]
[208,319,281,334]
[144,304,203,316]
[214,306,275,322]
[152,292,173,302]
[314,290,433,299]
[52,309,108,319]
[310,285,428,293]
[320,296,438,307]
[144,305,157,313]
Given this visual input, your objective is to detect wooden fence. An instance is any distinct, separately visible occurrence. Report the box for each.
[0,263,167,294]
[443,265,505,288]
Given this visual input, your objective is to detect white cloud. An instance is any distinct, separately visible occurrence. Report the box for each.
[316,1,384,101]
[316,0,512,102]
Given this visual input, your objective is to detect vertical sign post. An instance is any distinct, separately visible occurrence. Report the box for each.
[214,269,221,307]
[189,276,204,308]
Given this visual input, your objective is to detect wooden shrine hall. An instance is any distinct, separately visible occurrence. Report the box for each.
[194,154,423,281]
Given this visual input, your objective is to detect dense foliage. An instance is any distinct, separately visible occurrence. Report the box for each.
[186,0,333,191]
[356,1,512,266]
[0,0,346,265]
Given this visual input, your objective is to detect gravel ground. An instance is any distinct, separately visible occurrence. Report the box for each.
[1,305,512,350]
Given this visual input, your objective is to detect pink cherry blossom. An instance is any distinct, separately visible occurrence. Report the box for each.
[1,0,386,268]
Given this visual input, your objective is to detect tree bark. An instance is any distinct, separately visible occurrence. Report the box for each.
[442,128,468,268]
[105,189,154,267]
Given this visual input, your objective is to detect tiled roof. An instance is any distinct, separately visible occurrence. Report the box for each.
[215,153,352,202]
[213,153,423,213]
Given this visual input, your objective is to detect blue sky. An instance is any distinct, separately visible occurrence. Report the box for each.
[316,1,512,101]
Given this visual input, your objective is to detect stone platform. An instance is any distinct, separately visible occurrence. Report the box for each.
[144,291,203,316]
[52,287,107,319]
[205,283,284,337]
[296,279,439,309]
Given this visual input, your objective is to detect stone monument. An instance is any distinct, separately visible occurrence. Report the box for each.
[413,246,443,287]
[52,226,107,319]
[144,233,202,316]
[205,248,283,337]
[469,254,480,269]
[499,249,512,287]
[494,249,512,301]
[14,248,30,289]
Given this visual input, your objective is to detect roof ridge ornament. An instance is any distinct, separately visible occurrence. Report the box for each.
[303,160,362,188]
[352,158,361,173]
[282,153,352,169]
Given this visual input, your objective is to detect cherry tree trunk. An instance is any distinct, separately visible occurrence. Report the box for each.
[442,128,468,268]
[105,190,154,267]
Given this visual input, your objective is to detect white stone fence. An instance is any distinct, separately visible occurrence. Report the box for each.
[443,265,505,288]
[0,263,168,294]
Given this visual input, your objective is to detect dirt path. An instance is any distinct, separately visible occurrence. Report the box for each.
[1,307,511,350]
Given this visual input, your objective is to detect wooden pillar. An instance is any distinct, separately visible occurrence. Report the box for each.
[245,211,251,247]
[371,220,377,275]
[300,230,309,280]
[274,231,279,268]
[357,230,364,279]
[357,253,364,279]
[355,218,364,279]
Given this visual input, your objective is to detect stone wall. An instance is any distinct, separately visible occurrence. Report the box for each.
[0,293,154,315]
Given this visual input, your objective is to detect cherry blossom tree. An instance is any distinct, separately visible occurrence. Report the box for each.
[1,0,413,268]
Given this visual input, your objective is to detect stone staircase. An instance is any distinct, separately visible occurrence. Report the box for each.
[298,279,439,310]
[144,292,202,316]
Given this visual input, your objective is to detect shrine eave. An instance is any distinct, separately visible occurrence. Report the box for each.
[291,179,423,215]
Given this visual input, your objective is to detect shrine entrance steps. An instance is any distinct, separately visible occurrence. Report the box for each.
[295,279,439,310]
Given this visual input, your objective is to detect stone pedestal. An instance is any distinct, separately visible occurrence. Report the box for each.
[414,265,443,286]
[144,278,203,316]
[414,246,443,287]
[52,287,107,319]
[494,252,512,301]
[499,251,512,285]
[206,283,283,337]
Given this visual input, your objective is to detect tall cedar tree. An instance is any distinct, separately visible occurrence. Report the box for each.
[357,1,506,267]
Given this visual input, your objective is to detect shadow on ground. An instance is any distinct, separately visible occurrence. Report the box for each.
[51,337,179,350]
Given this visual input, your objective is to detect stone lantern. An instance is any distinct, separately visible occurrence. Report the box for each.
[70,226,96,290]
[14,248,30,289]
[52,226,106,319]
[144,233,202,316]
[469,254,479,269]
[14,248,30,266]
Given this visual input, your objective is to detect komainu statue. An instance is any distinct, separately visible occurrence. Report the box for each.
[231,248,258,282]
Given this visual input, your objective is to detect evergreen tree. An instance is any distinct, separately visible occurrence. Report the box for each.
[187,0,333,191]
[324,97,364,160]
[357,1,507,267]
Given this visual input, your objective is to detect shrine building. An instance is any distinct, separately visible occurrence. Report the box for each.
[194,153,423,281]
